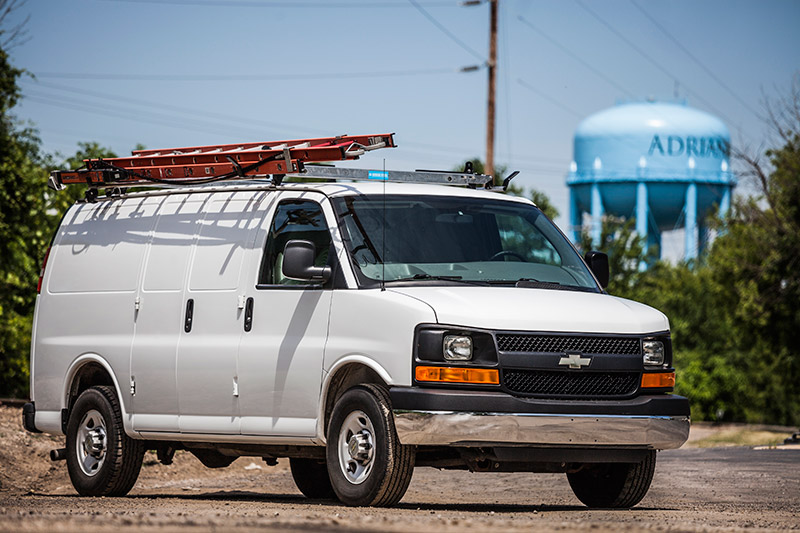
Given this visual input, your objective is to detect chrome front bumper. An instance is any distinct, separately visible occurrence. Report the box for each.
[393,410,690,450]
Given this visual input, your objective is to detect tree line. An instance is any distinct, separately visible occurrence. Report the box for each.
[578,82,800,425]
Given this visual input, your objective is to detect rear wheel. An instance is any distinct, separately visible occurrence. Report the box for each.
[290,458,336,499]
[65,385,144,496]
[326,384,415,507]
[566,450,656,508]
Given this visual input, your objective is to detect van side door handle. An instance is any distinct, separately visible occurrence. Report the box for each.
[243,297,254,332]
[184,298,194,333]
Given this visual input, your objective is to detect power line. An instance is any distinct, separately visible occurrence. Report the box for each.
[21,87,526,165]
[24,82,575,170]
[402,139,569,165]
[517,15,637,99]
[23,91,289,139]
[516,78,583,118]
[518,77,701,166]
[33,67,456,82]
[107,0,455,7]
[27,80,573,164]
[629,0,762,120]
[21,80,317,135]
[407,0,486,61]
[30,89,572,176]
[573,0,744,132]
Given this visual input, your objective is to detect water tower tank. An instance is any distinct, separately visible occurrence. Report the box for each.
[567,100,735,261]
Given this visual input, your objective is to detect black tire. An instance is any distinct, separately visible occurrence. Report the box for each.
[567,450,656,508]
[326,384,415,507]
[65,385,145,496]
[290,458,336,499]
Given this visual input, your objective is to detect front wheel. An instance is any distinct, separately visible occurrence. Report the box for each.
[566,450,656,508]
[326,384,415,507]
[65,385,144,496]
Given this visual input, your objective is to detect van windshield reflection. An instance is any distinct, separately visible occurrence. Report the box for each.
[332,195,599,291]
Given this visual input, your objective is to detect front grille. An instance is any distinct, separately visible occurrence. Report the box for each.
[496,334,641,355]
[504,369,640,397]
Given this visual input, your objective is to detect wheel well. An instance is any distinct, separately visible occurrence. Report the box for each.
[67,362,115,414]
[323,363,386,435]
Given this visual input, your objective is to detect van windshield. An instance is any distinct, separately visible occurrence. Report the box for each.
[332,195,599,291]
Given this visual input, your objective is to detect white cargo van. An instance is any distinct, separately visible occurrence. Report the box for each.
[24,136,689,507]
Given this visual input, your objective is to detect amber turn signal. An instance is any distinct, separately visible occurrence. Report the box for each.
[641,372,675,389]
[415,366,499,385]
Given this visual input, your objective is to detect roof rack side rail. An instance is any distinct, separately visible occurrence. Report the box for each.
[296,166,494,187]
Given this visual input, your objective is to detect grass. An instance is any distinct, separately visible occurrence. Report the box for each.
[692,429,792,448]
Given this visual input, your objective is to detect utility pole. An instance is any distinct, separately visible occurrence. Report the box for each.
[486,0,498,183]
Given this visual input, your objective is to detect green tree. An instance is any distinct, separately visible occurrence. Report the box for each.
[453,158,559,220]
[626,81,800,424]
[48,141,117,213]
[0,44,51,397]
[622,261,751,421]
[577,216,653,296]
[0,11,119,396]
[701,80,800,424]
[0,138,120,397]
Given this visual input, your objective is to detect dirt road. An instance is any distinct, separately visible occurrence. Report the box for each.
[1,405,798,532]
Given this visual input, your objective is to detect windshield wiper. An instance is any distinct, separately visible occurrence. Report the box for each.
[484,278,592,291]
[483,278,545,285]
[389,274,488,285]
[392,273,462,282]
[516,279,597,292]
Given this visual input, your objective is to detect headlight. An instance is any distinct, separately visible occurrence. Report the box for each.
[642,340,665,366]
[443,335,473,361]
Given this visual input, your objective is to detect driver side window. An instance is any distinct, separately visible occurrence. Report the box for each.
[258,200,332,286]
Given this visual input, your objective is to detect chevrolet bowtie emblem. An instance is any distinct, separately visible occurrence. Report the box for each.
[559,352,591,369]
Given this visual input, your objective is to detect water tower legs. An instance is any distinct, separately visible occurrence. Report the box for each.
[720,186,731,218]
[591,182,604,247]
[699,222,708,256]
[685,182,698,260]
[647,231,661,259]
[636,182,649,269]
[636,182,649,242]
[569,188,582,244]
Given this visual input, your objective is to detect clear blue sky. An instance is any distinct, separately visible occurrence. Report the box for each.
[8,0,800,232]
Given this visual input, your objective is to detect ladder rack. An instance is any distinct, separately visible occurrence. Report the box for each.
[49,134,396,191]
[48,132,505,197]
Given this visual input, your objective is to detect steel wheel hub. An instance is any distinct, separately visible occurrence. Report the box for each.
[338,410,375,485]
[76,409,107,477]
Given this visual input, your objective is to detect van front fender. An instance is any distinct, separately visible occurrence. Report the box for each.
[315,355,395,444]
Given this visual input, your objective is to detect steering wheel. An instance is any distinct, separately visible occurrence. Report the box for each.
[489,250,527,262]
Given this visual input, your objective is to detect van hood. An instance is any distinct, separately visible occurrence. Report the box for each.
[389,286,669,334]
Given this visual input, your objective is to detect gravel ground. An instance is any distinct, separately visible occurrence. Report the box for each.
[1,404,798,532]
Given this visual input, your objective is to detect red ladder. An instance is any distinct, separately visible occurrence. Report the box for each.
[49,133,395,190]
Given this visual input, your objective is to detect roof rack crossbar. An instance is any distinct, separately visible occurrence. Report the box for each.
[297,166,493,187]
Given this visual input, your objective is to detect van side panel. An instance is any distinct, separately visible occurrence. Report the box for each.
[130,194,200,432]
[238,191,332,437]
[176,192,262,434]
[32,198,158,430]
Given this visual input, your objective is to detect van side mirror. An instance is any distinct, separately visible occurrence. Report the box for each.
[584,251,609,289]
[282,240,331,282]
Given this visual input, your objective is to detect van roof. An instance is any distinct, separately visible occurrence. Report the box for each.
[111,179,536,206]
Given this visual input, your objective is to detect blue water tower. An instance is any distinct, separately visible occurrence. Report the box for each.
[567,100,735,262]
